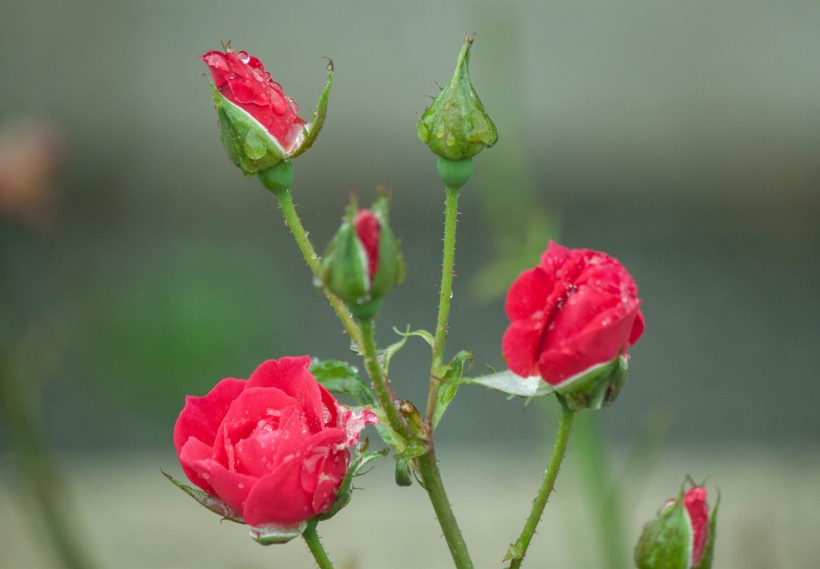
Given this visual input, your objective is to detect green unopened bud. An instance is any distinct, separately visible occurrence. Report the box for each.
[635,482,720,569]
[417,35,498,161]
[321,190,405,319]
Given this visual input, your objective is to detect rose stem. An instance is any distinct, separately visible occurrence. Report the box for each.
[302,520,335,569]
[357,318,412,441]
[506,401,577,568]
[412,184,474,569]
[0,237,97,569]
[269,186,363,350]
[424,184,460,427]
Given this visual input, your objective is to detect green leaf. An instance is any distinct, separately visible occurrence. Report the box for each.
[317,446,388,521]
[310,359,376,406]
[433,350,474,429]
[162,470,243,524]
[393,326,435,348]
[461,370,553,398]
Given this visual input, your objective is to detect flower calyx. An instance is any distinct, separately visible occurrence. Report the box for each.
[321,190,405,319]
[200,47,333,177]
[417,35,497,163]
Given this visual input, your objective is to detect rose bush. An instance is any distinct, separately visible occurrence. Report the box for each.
[502,241,645,408]
[173,356,374,529]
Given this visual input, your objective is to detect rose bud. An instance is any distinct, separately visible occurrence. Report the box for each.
[173,356,376,540]
[200,44,332,177]
[635,483,720,569]
[502,241,645,410]
[417,35,497,163]
[321,190,405,319]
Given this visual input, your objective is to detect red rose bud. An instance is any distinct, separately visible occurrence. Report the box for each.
[635,483,720,569]
[417,35,497,163]
[502,241,645,410]
[321,191,405,319]
[200,45,333,176]
[173,356,376,540]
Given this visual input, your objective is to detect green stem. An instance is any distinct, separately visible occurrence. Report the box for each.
[424,185,460,426]
[357,318,411,441]
[272,187,364,350]
[417,449,475,569]
[507,403,577,569]
[302,521,335,569]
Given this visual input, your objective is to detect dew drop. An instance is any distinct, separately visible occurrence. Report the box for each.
[250,522,307,545]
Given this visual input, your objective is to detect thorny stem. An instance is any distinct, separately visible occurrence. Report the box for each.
[357,318,412,441]
[417,449,475,569]
[302,520,335,569]
[507,402,577,568]
[424,185,460,427]
[272,187,364,350]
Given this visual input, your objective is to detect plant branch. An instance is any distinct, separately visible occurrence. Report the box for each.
[302,521,335,569]
[507,403,576,568]
[272,187,364,350]
[424,185,460,426]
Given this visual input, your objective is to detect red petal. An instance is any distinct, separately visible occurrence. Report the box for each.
[173,378,245,490]
[502,318,545,377]
[179,437,256,514]
[211,386,302,471]
[684,486,710,567]
[243,453,311,527]
[355,209,381,284]
[246,357,325,432]
[630,310,646,345]
[505,267,552,321]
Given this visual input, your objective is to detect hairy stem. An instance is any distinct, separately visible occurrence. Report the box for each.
[273,188,364,350]
[417,449,475,569]
[507,404,577,568]
[302,521,335,569]
[357,318,411,441]
[424,185,460,426]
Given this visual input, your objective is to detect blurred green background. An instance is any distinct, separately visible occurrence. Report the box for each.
[1,0,818,568]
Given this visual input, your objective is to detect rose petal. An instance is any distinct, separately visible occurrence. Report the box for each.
[502,318,545,377]
[179,437,256,514]
[246,357,325,432]
[173,377,245,489]
[243,452,311,527]
[630,310,646,345]
[232,406,310,478]
[505,267,553,321]
[212,386,302,470]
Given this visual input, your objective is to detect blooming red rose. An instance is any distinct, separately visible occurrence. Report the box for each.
[173,356,375,530]
[502,241,644,407]
[200,49,306,155]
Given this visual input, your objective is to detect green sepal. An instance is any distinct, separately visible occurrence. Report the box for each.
[162,470,243,524]
[554,355,629,411]
[432,350,474,429]
[693,494,720,569]
[417,35,498,161]
[634,494,691,569]
[316,443,388,521]
[395,457,414,487]
[309,359,376,406]
[321,198,370,304]
[290,59,334,160]
[369,190,406,299]
[212,87,287,176]
[461,369,554,398]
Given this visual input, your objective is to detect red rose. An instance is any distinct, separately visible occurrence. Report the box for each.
[502,241,644,392]
[173,356,374,529]
[200,49,307,155]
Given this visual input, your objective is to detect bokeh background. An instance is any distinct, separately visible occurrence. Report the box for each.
[1,1,818,568]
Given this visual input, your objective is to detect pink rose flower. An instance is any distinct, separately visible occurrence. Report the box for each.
[173,356,374,529]
[503,241,645,386]
[200,48,307,155]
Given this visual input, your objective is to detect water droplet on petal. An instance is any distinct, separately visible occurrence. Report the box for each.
[250,522,307,545]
